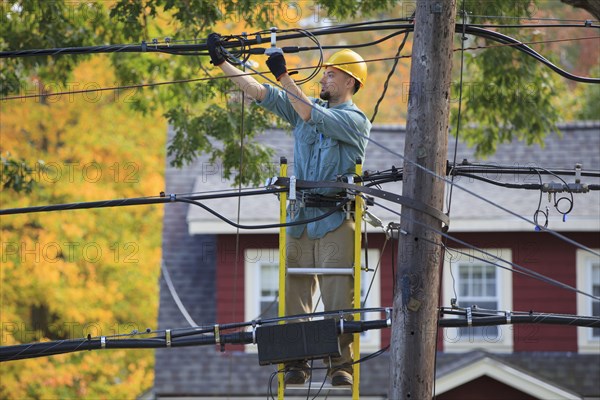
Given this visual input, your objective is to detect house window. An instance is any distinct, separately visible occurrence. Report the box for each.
[576,249,600,353]
[244,248,381,353]
[442,248,513,352]
[457,263,499,340]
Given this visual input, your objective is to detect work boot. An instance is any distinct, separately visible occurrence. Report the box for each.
[330,368,353,386]
[284,362,310,385]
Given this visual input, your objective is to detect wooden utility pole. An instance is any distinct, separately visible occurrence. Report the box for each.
[389,1,456,399]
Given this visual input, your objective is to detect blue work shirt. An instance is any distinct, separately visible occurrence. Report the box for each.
[257,84,371,239]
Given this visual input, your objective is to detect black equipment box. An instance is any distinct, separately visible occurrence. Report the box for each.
[256,319,341,366]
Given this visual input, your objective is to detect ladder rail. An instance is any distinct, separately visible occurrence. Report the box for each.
[277,158,287,400]
[352,159,363,399]
[278,158,364,399]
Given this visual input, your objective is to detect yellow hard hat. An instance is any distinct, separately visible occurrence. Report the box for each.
[324,49,367,87]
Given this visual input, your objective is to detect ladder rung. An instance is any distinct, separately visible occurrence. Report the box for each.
[287,268,354,275]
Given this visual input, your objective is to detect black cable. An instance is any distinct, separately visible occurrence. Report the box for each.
[532,169,548,230]
[287,28,324,85]
[447,10,468,217]
[372,200,600,301]
[362,235,388,308]
[175,197,349,230]
[467,15,600,23]
[2,23,598,83]
[370,30,410,123]
[452,161,600,178]
[452,172,542,189]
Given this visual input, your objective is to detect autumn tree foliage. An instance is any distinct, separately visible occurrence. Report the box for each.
[0,1,597,398]
[0,56,165,398]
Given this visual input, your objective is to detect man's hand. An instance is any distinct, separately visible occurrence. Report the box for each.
[266,53,287,81]
[207,33,226,66]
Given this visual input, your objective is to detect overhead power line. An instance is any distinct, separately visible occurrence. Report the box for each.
[1,307,597,362]
[1,22,599,86]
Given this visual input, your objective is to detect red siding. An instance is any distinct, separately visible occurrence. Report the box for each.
[436,376,538,400]
[216,234,279,351]
[444,232,600,352]
[216,231,599,353]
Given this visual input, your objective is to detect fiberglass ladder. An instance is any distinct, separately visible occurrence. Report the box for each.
[277,157,364,400]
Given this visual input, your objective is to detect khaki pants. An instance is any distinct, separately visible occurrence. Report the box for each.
[285,220,354,371]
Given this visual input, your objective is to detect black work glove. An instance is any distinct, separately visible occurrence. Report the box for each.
[207,33,226,66]
[266,52,287,81]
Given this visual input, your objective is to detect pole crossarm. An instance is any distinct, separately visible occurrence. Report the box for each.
[269,177,449,226]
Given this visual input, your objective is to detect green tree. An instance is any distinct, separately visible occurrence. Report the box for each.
[2,0,597,187]
[0,1,597,397]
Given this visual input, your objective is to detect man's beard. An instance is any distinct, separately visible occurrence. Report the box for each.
[319,90,331,101]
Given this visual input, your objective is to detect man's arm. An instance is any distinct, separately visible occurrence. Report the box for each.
[278,74,313,122]
[207,34,312,119]
[218,61,267,101]
[265,53,313,122]
[206,33,266,101]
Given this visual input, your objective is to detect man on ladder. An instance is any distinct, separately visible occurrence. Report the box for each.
[207,33,371,387]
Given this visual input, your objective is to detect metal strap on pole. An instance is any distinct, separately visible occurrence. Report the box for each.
[278,157,287,400]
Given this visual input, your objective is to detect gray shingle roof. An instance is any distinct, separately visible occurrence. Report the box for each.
[186,122,600,234]
[154,123,600,398]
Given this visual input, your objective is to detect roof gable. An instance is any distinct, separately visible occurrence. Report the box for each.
[435,353,581,399]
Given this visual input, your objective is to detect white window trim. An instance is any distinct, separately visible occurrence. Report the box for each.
[576,248,600,354]
[442,248,513,353]
[244,248,381,353]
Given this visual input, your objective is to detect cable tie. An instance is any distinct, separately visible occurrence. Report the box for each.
[385,308,392,326]
[141,40,147,52]
[289,176,296,201]
[169,193,176,202]
[466,307,473,327]
[339,318,345,335]
[214,324,220,345]
[505,311,512,324]
[165,329,171,347]
[100,336,106,349]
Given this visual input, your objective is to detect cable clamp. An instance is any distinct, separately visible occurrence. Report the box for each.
[214,324,220,345]
[165,329,172,348]
[251,320,258,344]
[141,40,147,52]
[346,176,355,220]
[100,336,106,349]
[385,308,392,327]
[289,175,297,218]
[364,209,384,229]
[264,27,282,56]
[466,307,473,327]
[169,193,176,202]
[339,317,345,335]
[265,176,279,188]
[505,311,512,325]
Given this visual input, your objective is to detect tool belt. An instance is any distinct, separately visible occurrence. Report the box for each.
[301,192,350,209]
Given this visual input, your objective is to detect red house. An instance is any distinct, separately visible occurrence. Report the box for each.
[150,122,599,399]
